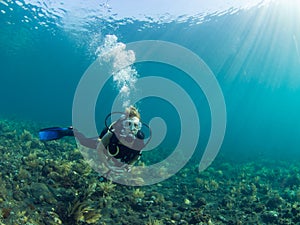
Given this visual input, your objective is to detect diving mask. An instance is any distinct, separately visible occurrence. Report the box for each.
[122,117,142,136]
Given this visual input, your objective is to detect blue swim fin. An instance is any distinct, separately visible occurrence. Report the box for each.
[39,127,74,141]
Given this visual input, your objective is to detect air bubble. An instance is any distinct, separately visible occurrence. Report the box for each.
[15,1,23,6]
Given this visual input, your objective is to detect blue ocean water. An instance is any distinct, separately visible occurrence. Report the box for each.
[1,0,300,162]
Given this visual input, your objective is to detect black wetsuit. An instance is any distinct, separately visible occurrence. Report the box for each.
[99,127,145,164]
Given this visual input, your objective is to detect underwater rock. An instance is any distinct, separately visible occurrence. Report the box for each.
[184,198,191,205]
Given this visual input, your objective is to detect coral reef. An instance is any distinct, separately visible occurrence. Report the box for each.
[0,117,300,224]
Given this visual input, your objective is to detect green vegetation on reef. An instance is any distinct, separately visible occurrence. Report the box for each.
[1,117,300,224]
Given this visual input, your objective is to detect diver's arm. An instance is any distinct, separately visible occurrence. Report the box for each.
[80,138,98,149]
[73,129,98,149]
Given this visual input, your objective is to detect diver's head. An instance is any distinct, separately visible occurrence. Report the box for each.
[122,116,142,136]
[118,106,142,142]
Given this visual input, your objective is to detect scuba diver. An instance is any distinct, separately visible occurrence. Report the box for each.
[39,106,149,180]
